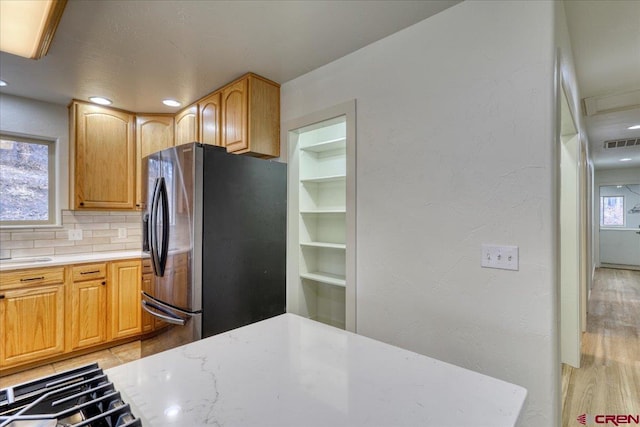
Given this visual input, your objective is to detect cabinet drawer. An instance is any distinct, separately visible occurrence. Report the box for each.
[72,263,107,281]
[142,259,153,274]
[0,267,65,291]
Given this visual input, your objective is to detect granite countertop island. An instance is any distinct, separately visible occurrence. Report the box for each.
[106,314,526,427]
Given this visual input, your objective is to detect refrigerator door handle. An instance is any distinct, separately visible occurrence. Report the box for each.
[157,177,170,276]
[149,178,163,276]
[142,292,201,317]
[142,300,186,326]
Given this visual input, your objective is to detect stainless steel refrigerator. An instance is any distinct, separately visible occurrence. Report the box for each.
[141,143,286,356]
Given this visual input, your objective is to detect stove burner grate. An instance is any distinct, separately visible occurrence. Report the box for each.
[0,363,141,427]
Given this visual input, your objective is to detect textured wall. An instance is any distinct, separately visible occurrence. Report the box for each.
[0,93,69,220]
[282,1,558,426]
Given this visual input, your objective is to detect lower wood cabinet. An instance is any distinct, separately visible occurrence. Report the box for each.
[0,268,66,368]
[0,259,143,372]
[67,263,108,351]
[141,260,157,333]
[109,260,142,340]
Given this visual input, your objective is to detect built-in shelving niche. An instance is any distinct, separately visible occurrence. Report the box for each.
[285,101,356,332]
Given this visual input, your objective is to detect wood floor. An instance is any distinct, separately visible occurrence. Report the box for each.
[562,268,640,426]
[0,340,141,389]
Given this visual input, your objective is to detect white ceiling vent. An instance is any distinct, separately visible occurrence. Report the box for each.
[603,138,640,149]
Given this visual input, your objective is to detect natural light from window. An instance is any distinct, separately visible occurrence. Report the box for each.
[600,195,624,227]
[0,136,55,225]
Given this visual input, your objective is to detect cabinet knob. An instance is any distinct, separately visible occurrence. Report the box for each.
[0,294,4,299]
[79,202,85,206]
[101,281,106,286]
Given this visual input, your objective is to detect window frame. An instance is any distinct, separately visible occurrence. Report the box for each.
[599,195,625,228]
[0,133,57,227]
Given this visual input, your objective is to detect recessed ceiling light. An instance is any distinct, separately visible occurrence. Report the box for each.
[619,158,632,162]
[162,99,181,107]
[628,125,640,130]
[0,79,6,87]
[89,96,112,106]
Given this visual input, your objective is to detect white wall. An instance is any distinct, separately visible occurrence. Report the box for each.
[0,94,70,223]
[594,167,640,266]
[282,1,558,426]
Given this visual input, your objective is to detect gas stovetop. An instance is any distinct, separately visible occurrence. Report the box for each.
[0,363,141,427]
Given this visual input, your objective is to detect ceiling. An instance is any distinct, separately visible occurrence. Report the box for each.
[0,0,637,170]
[564,0,640,170]
[0,0,459,111]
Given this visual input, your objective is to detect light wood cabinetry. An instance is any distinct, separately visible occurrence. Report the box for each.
[109,260,142,340]
[0,267,65,368]
[67,263,107,351]
[198,91,222,147]
[135,114,175,209]
[69,101,136,210]
[221,73,280,158]
[141,259,155,333]
[175,104,199,146]
[286,101,356,332]
[0,259,144,373]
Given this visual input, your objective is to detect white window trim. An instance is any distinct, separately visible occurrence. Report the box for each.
[0,133,57,228]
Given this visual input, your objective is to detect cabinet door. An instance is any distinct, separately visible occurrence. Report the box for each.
[221,78,248,153]
[69,279,107,350]
[141,272,155,333]
[198,91,222,147]
[109,260,142,340]
[0,284,65,368]
[136,115,175,209]
[221,74,280,157]
[175,104,198,146]
[72,102,136,209]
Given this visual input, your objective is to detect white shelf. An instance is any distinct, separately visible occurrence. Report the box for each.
[300,242,346,249]
[300,209,346,214]
[300,272,346,287]
[300,137,346,153]
[300,174,346,184]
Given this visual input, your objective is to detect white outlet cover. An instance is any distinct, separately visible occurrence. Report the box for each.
[68,229,83,241]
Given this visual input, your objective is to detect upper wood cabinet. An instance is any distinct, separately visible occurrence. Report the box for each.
[198,91,222,147]
[135,114,175,209]
[174,104,199,146]
[221,73,280,158]
[69,101,136,210]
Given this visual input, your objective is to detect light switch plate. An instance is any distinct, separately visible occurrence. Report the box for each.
[481,244,519,271]
[118,228,127,238]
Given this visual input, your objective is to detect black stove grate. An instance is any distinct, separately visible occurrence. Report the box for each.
[0,363,141,427]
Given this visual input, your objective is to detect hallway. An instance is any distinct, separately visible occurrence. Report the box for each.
[562,268,640,425]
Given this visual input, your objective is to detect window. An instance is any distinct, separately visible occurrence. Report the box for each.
[600,195,624,227]
[0,135,56,226]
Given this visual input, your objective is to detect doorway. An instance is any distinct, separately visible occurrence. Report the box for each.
[559,84,587,369]
[597,182,640,269]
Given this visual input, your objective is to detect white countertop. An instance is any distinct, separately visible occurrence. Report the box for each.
[106,314,527,427]
[0,250,143,271]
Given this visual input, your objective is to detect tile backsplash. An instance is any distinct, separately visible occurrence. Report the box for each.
[0,210,142,259]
